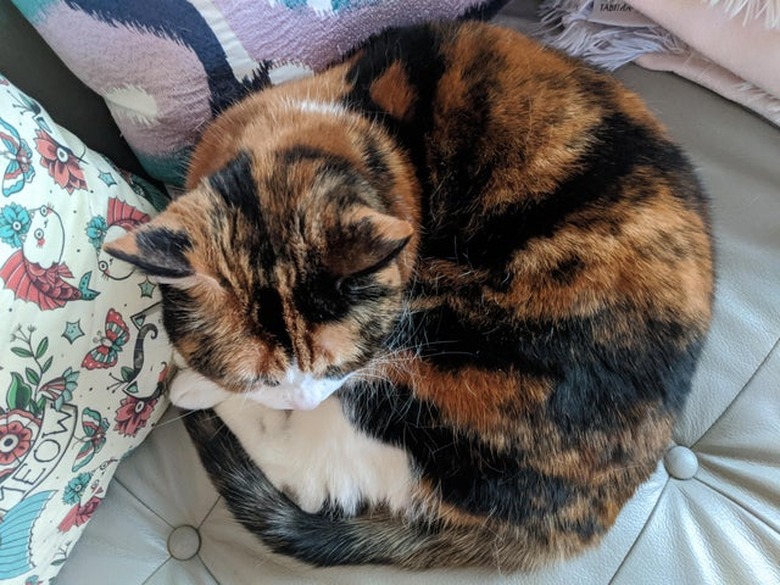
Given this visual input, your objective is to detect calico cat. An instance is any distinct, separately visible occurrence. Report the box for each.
[105,21,714,571]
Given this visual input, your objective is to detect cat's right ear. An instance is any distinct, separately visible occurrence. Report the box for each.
[103,213,195,284]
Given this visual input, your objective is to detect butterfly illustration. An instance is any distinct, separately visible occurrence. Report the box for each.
[0,117,35,197]
[72,408,109,472]
[81,308,130,370]
[39,367,79,411]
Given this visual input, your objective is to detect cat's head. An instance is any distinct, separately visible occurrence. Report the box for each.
[105,105,419,409]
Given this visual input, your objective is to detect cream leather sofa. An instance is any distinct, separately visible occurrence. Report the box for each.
[4,1,778,583]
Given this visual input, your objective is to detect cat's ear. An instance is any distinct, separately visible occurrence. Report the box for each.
[103,213,194,283]
[331,208,413,276]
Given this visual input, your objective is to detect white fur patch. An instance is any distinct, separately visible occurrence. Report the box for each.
[169,368,414,514]
[248,367,349,410]
[168,367,233,409]
[168,362,349,412]
[293,99,346,117]
[215,394,415,515]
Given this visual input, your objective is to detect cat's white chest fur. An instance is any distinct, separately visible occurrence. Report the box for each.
[170,369,414,515]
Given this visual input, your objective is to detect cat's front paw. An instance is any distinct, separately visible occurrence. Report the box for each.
[169,367,232,409]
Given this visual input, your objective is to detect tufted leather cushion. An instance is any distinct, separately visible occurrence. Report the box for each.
[55,9,780,585]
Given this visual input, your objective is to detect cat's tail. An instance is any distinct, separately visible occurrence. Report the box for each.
[183,408,534,570]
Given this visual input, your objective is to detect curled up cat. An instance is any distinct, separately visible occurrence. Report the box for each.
[105,20,714,571]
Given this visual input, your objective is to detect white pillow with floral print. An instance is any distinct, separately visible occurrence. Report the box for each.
[0,75,171,585]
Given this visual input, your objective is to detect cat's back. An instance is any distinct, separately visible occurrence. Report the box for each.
[347,20,712,308]
[171,20,716,570]
[348,20,714,452]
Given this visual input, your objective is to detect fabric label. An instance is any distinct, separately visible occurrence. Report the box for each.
[589,0,655,27]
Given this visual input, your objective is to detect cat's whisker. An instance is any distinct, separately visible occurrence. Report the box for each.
[350,371,392,382]
[153,407,217,429]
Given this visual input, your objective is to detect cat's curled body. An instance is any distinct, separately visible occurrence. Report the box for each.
[107,21,713,570]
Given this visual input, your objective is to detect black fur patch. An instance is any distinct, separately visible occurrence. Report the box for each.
[209,150,279,272]
[292,269,350,324]
[428,112,664,269]
[341,382,592,528]
[279,145,351,170]
[253,286,293,352]
[406,304,701,434]
[361,134,392,186]
[159,285,228,380]
[421,35,508,259]
[343,23,447,214]
[209,150,262,220]
[550,255,585,284]
[158,284,191,344]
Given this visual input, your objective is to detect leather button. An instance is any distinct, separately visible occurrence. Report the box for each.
[664,445,699,480]
[167,525,201,560]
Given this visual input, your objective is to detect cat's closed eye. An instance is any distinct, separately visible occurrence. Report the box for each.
[335,275,357,296]
[336,273,375,296]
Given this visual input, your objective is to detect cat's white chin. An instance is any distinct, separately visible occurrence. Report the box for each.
[247,369,349,411]
[168,364,349,411]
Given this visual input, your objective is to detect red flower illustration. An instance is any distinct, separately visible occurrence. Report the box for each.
[0,409,41,479]
[58,495,103,532]
[33,129,86,193]
[114,395,158,437]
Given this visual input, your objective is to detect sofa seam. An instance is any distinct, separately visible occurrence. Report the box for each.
[112,476,175,530]
[195,553,223,585]
[196,496,249,585]
[141,557,171,585]
[198,495,224,530]
[690,336,779,449]
[692,474,780,535]
[607,478,671,585]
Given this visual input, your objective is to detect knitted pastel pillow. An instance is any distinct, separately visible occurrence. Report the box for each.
[11,0,508,186]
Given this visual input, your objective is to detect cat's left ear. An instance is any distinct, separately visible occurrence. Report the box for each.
[103,212,194,283]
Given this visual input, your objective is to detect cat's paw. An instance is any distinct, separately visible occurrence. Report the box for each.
[169,367,232,409]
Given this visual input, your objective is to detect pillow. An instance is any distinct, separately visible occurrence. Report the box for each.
[10,0,508,186]
[0,75,171,584]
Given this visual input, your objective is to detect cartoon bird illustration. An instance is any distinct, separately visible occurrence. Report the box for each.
[0,204,99,310]
[93,197,150,281]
